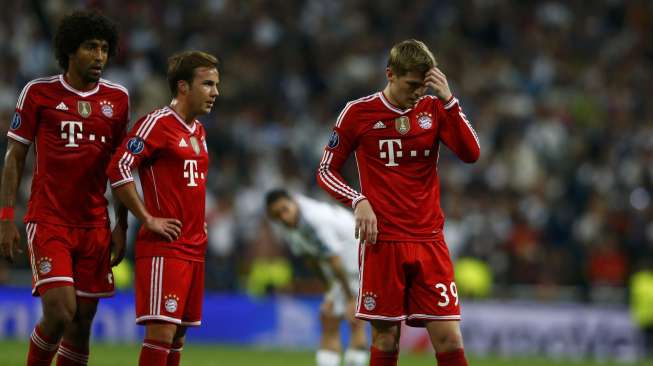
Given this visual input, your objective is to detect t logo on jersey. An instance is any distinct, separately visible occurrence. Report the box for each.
[184,159,199,187]
[61,121,83,147]
[379,139,402,167]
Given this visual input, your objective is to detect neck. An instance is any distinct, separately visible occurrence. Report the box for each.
[169,99,196,125]
[382,85,403,109]
[64,70,96,91]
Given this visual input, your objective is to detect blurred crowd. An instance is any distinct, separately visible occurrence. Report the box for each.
[0,0,651,303]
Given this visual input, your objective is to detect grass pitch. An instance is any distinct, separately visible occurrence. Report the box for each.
[0,340,649,365]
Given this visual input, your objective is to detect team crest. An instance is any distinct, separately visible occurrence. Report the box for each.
[417,112,433,129]
[164,294,180,313]
[100,101,114,118]
[189,136,201,155]
[395,116,410,135]
[362,291,378,311]
[77,101,92,118]
[37,257,53,275]
[10,112,21,130]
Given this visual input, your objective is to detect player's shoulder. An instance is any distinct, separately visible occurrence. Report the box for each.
[99,78,129,99]
[336,92,382,126]
[16,75,61,109]
[132,107,174,137]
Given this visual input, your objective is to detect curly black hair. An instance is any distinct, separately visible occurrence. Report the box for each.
[54,10,119,71]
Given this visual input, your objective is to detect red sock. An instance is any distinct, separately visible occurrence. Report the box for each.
[27,325,60,366]
[139,339,171,366]
[436,348,468,366]
[370,345,398,366]
[55,341,89,365]
[167,340,184,366]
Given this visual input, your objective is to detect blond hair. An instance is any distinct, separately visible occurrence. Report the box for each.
[387,39,436,76]
[167,50,219,96]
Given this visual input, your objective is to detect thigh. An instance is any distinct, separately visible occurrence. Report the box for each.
[356,242,407,322]
[181,261,204,327]
[406,240,460,326]
[136,257,191,325]
[73,226,114,298]
[26,222,74,296]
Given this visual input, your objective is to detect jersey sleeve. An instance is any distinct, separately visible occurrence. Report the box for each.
[7,83,40,145]
[316,105,366,208]
[437,96,481,163]
[107,112,166,188]
[112,92,130,153]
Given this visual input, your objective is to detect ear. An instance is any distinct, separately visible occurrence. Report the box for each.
[177,80,189,95]
[385,67,394,82]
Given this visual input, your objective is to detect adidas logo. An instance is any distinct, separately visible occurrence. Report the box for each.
[373,121,386,129]
[179,138,188,147]
[56,102,68,111]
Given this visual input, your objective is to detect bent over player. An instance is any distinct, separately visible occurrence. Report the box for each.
[317,39,480,366]
[266,189,368,366]
[0,11,128,366]
[107,50,218,366]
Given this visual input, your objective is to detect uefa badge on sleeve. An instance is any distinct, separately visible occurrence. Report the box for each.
[127,136,145,154]
[327,131,339,149]
[10,112,21,130]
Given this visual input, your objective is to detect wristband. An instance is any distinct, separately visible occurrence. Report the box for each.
[0,207,15,220]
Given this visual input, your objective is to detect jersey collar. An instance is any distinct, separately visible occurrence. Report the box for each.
[165,106,198,134]
[378,91,412,114]
[59,75,100,97]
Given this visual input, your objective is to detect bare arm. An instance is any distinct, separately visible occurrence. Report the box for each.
[327,255,355,300]
[109,199,129,266]
[0,140,29,262]
[112,182,182,242]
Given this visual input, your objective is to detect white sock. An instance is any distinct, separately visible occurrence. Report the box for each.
[316,349,341,366]
[344,348,368,366]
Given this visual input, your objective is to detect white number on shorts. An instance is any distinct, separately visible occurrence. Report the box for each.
[435,282,459,307]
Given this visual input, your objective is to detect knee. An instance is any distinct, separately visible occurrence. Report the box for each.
[43,300,76,326]
[371,326,399,352]
[431,330,464,353]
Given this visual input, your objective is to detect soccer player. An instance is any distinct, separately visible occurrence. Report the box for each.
[317,39,480,366]
[265,189,368,366]
[106,50,218,366]
[0,11,128,366]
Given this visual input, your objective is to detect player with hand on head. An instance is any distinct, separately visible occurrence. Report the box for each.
[317,39,480,366]
[107,50,218,366]
[0,11,128,366]
[266,189,368,366]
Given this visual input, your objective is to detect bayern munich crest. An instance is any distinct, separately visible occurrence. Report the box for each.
[362,291,378,311]
[100,100,114,118]
[164,294,180,313]
[37,257,53,275]
[417,112,433,129]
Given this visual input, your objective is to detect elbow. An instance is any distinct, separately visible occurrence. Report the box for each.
[462,146,480,164]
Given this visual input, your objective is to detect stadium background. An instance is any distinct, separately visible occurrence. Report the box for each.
[0,0,652,365]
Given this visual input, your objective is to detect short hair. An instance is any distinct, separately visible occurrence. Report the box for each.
[167,51,219,97]
[387,39,437,76]
[54,10,119,71]
[265,189,291,209]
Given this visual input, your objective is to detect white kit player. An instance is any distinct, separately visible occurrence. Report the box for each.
[265,189,368,366]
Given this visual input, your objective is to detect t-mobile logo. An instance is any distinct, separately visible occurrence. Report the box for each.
[60,121,83,147]
[379,139,402,167]
[183,159,199,187]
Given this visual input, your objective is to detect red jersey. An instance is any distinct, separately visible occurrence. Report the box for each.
[8,75,129,227]
[317,92,480,241]
[107,106,209,262]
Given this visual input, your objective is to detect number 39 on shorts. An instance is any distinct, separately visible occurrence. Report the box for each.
[435,282,458,307]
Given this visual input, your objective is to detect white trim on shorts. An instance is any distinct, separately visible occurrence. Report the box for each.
[355,313,407,322]
[136,315,202,327]
[407,314,461,321]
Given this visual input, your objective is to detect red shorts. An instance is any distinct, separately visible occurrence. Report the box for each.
[26,221,114,298]
[135,256,204,327]
[355,237,460,327]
